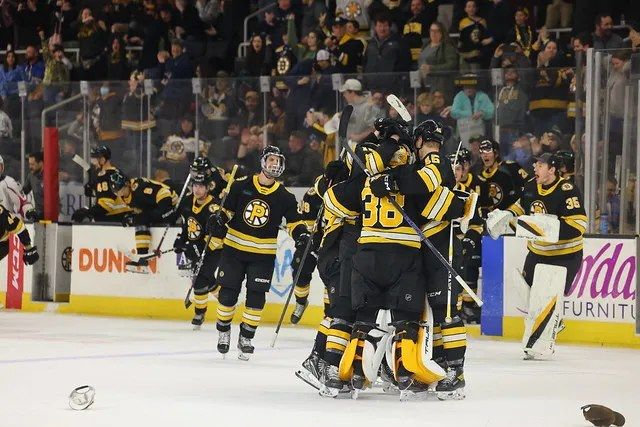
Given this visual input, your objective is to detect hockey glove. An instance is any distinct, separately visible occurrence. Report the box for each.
[25,209,39,222]
[83,183,94,197]
[23,245,39,265]
[122,213,138,227]
[324,160,347,185]
[173,234,187,254]
[206,212,229,236]
[291,246,318,274]
[71,207,93,223]
[370,173,399,198]
[461,237,479,263]
[295,232,311,251]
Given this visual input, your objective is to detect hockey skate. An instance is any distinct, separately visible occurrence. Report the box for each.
[217,330,230,355]
[435,365,465,400]
[237,336,254,361]
[191,312,205,331]
[377,360,399,395]
[396,375,432,401]
[125,258,149,274]
[319,364,350,398]
[290,300,309,324]
[295,351,325,390]
[460,303,480,324]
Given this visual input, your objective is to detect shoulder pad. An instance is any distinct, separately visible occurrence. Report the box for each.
[561,181,574,191]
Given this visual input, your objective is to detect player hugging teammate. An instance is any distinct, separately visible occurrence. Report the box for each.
[294,114,479,401]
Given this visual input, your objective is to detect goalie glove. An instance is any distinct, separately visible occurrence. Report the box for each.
[515,213,560,243]
[486,209,515,239]
[455,190,478,234]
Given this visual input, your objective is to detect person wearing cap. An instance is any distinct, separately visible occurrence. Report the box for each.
[487,152,586,359]
[325,16,364,74]
[339,78,375,143]
[0,155,36,221]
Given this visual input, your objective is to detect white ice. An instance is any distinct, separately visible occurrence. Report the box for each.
[0,312,637,427]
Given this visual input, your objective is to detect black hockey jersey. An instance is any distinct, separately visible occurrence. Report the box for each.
[508,178,587,257]
[0,204,32,245]
[123,178,178,223]
[477,160,528,216]
[335,34,364,74]
[221,175,306,260]
[90,166,132,220]
[178,193,223,254]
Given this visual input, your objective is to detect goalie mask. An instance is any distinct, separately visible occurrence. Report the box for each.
[260,145,286,178]
[389,143,415,167]
[413,119,445,150]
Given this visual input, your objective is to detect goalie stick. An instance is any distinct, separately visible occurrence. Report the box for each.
[184,164,238,309]
[341,110,483,307]
[270,106,354,348]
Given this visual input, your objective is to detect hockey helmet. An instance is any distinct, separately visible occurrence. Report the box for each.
[90,145,111,160]
[191,172,212,185]
[413,119,445,148]
[109,170,129,193]
[374,117,411,143]
[448,148,472,166]
[191,156,213,175]
[555,150,575,173]
[260,145,286,178]
[479,139,500,154]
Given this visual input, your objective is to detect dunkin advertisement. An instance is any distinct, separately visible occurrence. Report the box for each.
[503,236,637,323]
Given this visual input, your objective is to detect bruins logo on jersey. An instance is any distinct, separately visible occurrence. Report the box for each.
[530,200,547,214]
[488,182,503,206]
[243,199,270,227]
[186,217,202,240]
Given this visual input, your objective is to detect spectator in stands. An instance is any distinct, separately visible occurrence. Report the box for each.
[238,90,261,128]
[607,50,630,158]
[629,22,640,50]
[274,0,298,40]
[546,0,573,29]
[505,6,534,60]
[243,34,273,76]
[236,126,263,175]
[370,90,386,118]
[606,176,620,233]
[496,66,528,159]
[95,84,123,150]
[108,37,130,81]
[490,43,531,71]
[173,0,206,56]
[0,98,12,140]
[402,0,436,66]
[159,116,199,180]
[367,0,404,31]
[510,133,534,170]
[451,74,495,142]
[266,98,288,143]
[306,107,335,164]
[212,119,241,170]
[431,89,455,127]
[487,0,513,47]
[128,3,171,71]
[40,31,72,105]
[121,71,155,175]
[77,8,109,81]
[418,21,459,102]
[529,39,571,136]
[325,16,364,74]
[415,92,440,123]
[592,14,623,50]
[256,8,282,47]
[301,0,327,38]
[20,44,45,85]
[0,0,17,49]
[287,14,321,61]
[59,140,82,183]
[281,130,323,187]
[156,39,194,118]
[364,12,411,85]
[457,0,492,71]
[67,112,85,145]
[0,51,23,105]
[15,0,48,49]
[339,78,375,142]
[572,31,593,53]
[23,151,43,219]
[201,71,236,139]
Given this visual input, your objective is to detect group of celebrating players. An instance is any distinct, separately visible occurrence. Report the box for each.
[14,102,584,402]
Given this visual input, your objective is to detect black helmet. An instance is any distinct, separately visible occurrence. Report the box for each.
[109,171,129,193]
[374,117,411,143]
[90,145,111,160]
[191,156,213,175]
[260,145,286,178]
[448,148,472,166]
[555,150,575,173]
[413,119,445,147]
[479,139,500,154]
[191,172,211,185]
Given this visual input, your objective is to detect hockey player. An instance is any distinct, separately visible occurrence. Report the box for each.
[0,204,39,265]
[72,146,131,223]
[208,146,309,360]
[173,171,224,329]
[109,171,178,273]
[486,152,587,359]
[190,155,228,199]
[0,155,37,221]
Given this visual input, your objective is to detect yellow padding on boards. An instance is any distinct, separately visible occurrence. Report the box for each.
[402,337,446,384]
[338,337,359,381]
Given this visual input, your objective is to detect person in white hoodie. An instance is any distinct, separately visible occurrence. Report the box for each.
[0,155,37,221]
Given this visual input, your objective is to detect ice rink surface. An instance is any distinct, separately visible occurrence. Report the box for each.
[0,312,637,427]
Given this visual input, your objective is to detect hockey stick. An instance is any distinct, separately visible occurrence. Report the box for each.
[386,94,412,122]
[342,129,483,307]
[445,139,464,323]
[184,164,237,309]
[139,248,174,261]
[270,106,354,348]
[153,173,193,257]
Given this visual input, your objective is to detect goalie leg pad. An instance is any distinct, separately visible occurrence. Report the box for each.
[393,321,446,385]
[522,264,566,359]
[361,325,392,384]
[512,269,531,313]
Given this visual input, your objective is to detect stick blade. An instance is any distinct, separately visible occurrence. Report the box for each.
[386,94,412,122]
[338,105,354,140]
[72,154,91,171]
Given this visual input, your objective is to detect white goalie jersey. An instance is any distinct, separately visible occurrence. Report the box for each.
[0,174,34,219]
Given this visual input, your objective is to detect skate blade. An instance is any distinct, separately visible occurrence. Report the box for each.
[295,370,321,391]
[436,388,465,401]
[382,384,399,395]
[238,352,252,361]
[192,324,202,331]
[399,389,433,402]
